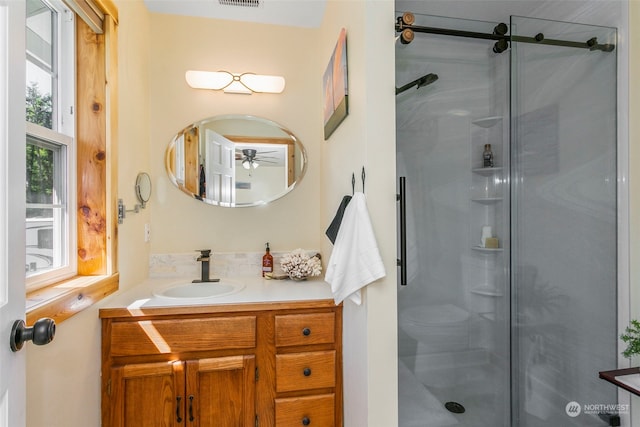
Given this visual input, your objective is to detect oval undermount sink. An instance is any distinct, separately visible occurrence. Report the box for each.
[153,279,245,299]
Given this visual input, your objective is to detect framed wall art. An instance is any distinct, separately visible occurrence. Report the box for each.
[323,28,348,140]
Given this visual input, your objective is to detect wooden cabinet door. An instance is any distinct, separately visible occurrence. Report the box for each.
[110,361,185,427]
[186,355,256,427]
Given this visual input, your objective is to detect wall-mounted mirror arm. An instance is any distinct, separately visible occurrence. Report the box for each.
[118,172,152,224]
[117,199,142,224]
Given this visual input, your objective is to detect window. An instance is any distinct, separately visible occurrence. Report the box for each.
[24,0,120,325]
[25,0,75,290]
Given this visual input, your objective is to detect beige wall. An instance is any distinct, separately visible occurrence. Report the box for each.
[25,2,152,426]
[320,1,398,425]
[24,1,401,425]
[25,4,327,427]
[148,13,323,254]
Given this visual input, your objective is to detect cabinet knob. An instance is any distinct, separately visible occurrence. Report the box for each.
[302,416,311,425]
[303,368,312,377]
[302,327,311,336]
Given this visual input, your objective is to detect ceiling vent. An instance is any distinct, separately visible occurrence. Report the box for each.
[219,0,260,7]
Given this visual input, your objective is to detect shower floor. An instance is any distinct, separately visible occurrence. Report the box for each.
[399,349,604,427]
[399,349,506,427]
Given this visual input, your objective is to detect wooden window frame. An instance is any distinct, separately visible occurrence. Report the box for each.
[26,2,119,325]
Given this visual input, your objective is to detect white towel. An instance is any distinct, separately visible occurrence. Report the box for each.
[325,192,386,304]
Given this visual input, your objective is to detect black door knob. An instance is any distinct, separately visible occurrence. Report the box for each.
[10,318,55,352]
[302,417,310,425]
[302,328,311,336]
[303,368,312,376]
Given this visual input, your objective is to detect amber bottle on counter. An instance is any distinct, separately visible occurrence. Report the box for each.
[262,242,273,277]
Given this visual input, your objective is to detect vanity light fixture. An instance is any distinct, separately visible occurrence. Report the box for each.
[185,70,286,94]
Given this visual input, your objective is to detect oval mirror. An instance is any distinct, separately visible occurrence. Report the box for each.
[135,172,152,208]
[165,115,307,207]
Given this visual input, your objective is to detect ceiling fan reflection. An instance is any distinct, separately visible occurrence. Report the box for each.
[236,148,278,170]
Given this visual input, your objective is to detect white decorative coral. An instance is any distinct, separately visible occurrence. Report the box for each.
[280,249,322,280]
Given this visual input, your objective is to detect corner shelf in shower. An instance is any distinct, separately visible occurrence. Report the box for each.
[470,286,503,297]
[479,313,496,322]
[472,246,503,253]
[471,116,503,128]
[472,167,503,176]
[471,197,503,204]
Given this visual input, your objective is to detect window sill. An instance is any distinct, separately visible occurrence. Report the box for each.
[26,273,119,325]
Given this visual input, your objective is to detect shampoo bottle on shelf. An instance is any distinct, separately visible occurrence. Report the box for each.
[262,242,273,277]
[483,144,494,168]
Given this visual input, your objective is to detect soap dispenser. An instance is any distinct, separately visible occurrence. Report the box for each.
[262,242,273,277]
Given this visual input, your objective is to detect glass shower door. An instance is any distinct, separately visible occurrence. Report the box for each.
[510,16,618,427]
[396,13,511,427]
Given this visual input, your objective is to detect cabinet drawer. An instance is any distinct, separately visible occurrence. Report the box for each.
[275,394,335,427]
[110,316,256,356]
[275,312,335,347]
[275,351,335,392]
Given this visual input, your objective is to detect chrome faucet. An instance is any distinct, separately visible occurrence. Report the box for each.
[193,249,220,283]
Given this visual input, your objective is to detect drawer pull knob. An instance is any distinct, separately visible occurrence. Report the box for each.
[302,328,311,336]
[302,416,311,425]
[303,368,312,376]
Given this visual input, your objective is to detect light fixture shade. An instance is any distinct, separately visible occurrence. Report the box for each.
[224,80,253,95]
[185,70,285,94]
[240,74,285,93]
[185,70,233,90]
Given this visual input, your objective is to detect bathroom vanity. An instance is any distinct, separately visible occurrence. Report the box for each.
[99,278,342,426]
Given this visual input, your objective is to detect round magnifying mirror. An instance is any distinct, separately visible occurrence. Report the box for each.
[135,172,152,208]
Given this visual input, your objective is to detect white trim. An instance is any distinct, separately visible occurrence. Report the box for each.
[25,121,77,291]
[0,3,7,309]
[57,0,74,137]
[23,0,77,292]
[0,0,27,424]
[616,2,631,426]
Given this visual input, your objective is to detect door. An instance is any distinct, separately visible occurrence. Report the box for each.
[205,129,235,206]
[186,355,256,427]
[110,361,185,427]
[510,16,618,426]
[0,0,27,426]
[396,13,511,427]
[396,11,619,427]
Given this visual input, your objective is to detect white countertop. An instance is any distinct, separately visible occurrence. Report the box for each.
[102,275,336,310]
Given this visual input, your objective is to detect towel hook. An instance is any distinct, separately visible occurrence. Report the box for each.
[352,173,355,195]
[351,168,366,194]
